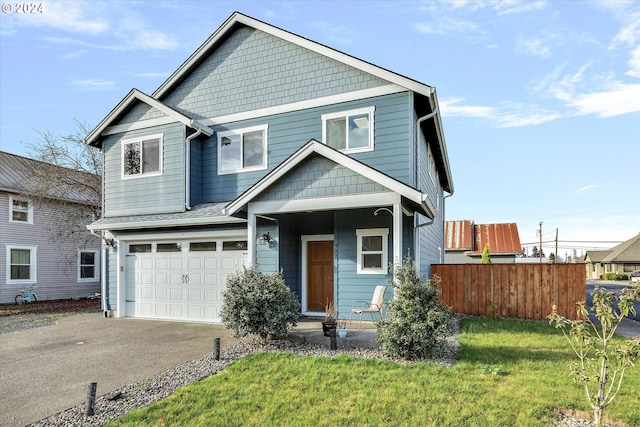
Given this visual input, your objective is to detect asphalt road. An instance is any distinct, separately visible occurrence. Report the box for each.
[586,280,640,322]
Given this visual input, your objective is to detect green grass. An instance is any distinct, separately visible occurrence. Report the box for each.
[106,318,640,427]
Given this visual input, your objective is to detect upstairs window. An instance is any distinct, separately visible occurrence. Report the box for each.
[322,106,374,153]
[218,125,268,174]
[122,134,163,178]
[9,196,32,223]
[78,250,99,281]
[356,228,388,275]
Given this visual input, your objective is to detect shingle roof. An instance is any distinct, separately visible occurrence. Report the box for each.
[0,151,99,206]
[601,233,640,263]
[87,202,244,231]
[584,250,611,263]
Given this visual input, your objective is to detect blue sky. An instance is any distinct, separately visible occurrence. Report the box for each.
[1,0,638,257]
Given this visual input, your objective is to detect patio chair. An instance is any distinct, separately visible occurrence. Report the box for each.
[349,285,386,329]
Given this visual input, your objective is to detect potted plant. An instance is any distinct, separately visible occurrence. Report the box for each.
[337,320,348,338]
[322,300,337,337]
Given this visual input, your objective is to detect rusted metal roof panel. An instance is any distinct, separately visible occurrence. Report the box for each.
[445,220,473,250]
[473,223,522,255]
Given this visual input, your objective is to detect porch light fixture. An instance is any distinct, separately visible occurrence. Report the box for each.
[259,232,275,245]
[103,239,117,249]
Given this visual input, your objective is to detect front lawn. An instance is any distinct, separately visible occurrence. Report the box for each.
[107,317,640,427]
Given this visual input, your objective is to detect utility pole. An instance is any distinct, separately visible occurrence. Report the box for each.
[555,228,558,264]
[539,222,543,263]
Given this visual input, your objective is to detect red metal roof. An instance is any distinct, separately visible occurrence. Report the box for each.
[445,220,473,251]
[445,221,522,255]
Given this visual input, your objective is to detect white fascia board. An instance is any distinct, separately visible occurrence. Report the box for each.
[112,229,247,242]
[226,140,433,217]
[87,215,245,231]
[85,89,212,145]
[249,192,401,215]
[153,12,433,100]
[203,84,405,127]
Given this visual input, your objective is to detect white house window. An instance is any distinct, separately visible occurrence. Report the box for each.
[6,245,37,283]
[356,228,388,274]
[78,250,99,281]
[122,134,163,178]
[218,125,268,175]
[322,106,375,153]
[9,196,32,223]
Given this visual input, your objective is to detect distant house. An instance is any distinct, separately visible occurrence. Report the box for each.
[84,12,454,322]
[445,220,522,264]
[584,233,640,279]
[0,151,101,303]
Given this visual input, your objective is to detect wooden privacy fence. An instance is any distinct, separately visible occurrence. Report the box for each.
[432,264,586,320]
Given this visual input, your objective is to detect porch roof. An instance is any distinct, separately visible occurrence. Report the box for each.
[87,202,245,231]
[224,139,436,218]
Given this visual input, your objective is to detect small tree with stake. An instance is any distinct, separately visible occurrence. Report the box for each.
[548,285,640,426]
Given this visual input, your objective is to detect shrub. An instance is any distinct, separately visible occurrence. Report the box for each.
[377,257,452,360]
[548,285,640,426]
[221,266,300,343]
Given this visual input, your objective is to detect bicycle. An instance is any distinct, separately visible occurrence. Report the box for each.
[15,284,38,304]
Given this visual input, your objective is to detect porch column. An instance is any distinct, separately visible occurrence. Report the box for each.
[393,203,402,265]
[247,209,256,267]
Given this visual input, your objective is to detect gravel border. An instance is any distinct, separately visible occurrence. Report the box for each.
[3,311,609,427]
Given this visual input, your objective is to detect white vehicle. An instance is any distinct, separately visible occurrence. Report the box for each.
[630,270,640,283]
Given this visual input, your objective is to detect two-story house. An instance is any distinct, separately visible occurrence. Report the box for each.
[85,13,454,322]
[1,151,101,303]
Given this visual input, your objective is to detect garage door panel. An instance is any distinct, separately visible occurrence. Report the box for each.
[127,244,245,322]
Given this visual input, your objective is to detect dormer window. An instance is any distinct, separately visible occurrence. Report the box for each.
[322,106,375,154]
[217,125,268,175]
[122,134,163,178]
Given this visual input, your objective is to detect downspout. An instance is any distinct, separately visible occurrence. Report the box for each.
[185,128,203,211]
[415,107,439,186]
[90,228,110,316]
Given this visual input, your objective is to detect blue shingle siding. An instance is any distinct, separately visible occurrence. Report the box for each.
[120,101,168,125]
[102,123,186,217]
[256,155,388,202]
[161,26,389,119]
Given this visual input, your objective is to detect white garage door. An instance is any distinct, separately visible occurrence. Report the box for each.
[124,240,247,322]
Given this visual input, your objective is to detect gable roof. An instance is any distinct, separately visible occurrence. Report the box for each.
[601,233,640,263]
[583,250,611,263]
[154,12,435,101]
[225,139,436,218]
[84,89,213,147]
[0,151,99,206]
[445,220,522,255]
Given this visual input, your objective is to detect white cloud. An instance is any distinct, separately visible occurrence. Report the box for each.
[413,16,480,36]
[566,81,640,117]
[577,185,597,194]
[11,1,109,35]
[72,79,115,90]
[627,45,640,77]
[494,0,546,15]
[516,37,550,57]
[440,97,561,127]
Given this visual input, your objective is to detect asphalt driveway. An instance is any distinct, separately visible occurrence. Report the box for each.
[0,313,239,427]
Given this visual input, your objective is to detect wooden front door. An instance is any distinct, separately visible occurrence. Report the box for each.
[307,240,334,312]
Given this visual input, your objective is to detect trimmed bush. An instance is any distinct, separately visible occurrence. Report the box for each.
[221,266,300,343]
[377,257,452,360]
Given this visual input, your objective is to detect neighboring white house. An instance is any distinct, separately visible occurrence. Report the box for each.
[0,151,102,303]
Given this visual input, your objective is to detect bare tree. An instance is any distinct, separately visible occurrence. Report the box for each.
[21,120,102,269]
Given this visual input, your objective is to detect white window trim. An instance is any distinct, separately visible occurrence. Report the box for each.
[217,124,268,175]
[77,249,100,282]
[356,228,388,275]
[5,244,37,284]
[322,106,375,154]
[9,195,33,224]
[121,133,164,179]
